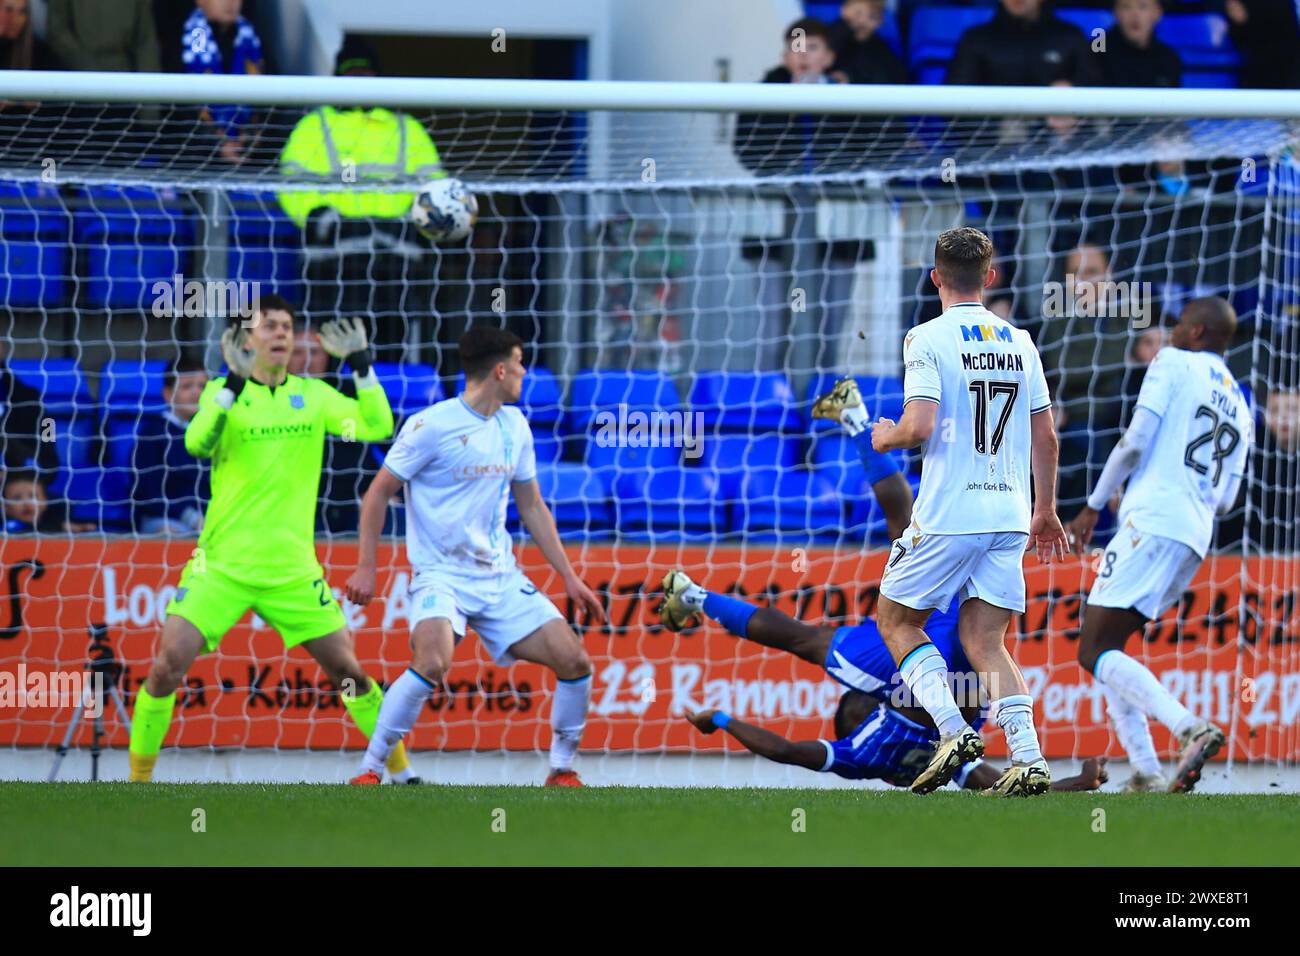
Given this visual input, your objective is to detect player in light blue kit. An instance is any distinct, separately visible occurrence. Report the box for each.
[661,377,1106,792]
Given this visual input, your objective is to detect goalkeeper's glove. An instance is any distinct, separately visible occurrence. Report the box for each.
[318,316,373,376]
[219,327,256,398]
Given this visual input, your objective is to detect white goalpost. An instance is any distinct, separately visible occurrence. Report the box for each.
[1,70,1298,788]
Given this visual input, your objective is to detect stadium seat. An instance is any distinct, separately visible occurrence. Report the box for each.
[507,463,612,539]
[802,2,903,57]
[1055,8,1112,42]
[613,467,725,539]
[566,369,683,433]
[453,365,564,427]
[703,433,800,500]
[372,363,443,420]
[0,182,71,309]
[689,371,800,432]
[585,433,681,477]
[227,190,303,306]
[908,6,994,80]
[734,468,842,541]
[804,373,904,431]
[72,185,196,310]
[101,359,168,420]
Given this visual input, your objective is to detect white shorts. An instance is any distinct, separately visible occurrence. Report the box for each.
[879,529,1029,614]
[1088,527,1201,620]
[409,567,564,664]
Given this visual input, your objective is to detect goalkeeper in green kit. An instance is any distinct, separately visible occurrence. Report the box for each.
[128,295,416,782]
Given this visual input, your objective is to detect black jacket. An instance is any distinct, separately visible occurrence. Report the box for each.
[0,368,59,474]
[827,20,906,85]
[946,7,1098,86]
[1096,27,1182,88]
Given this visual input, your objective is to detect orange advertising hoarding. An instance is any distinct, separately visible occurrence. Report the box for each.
[1,538,1297,761]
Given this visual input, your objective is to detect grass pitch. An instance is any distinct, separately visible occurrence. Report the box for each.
[2,783,1295,866]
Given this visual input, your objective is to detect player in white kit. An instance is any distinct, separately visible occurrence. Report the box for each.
[872,227,1067,797]
[1067,297,1250,794]
[345,326,606,786]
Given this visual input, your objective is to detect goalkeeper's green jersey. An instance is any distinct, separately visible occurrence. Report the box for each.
[185,373,394,586]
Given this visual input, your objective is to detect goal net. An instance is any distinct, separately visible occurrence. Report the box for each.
[1,75,1297,784]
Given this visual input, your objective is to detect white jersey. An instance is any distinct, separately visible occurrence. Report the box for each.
[382,396,536,574]
[1118,346,1252,557]
[902,303,1051,535]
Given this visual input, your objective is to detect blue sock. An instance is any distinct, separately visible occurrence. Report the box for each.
[702,592,758,638]
[852,430,902,485]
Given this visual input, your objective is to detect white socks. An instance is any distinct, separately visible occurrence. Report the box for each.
[841,403,870,436]
[550,675,592,771]
[680,583,708,609]
[1101,681,1162,776]
[1095,650,1197,737]
[898,643,968,738]
[992,694,1043,765]
[361,669,433,775]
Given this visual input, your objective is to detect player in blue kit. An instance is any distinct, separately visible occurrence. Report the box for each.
[660,376,1106,791]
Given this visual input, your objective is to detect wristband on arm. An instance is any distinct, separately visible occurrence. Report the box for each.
[711,711,733,730]
[346,348,373,377]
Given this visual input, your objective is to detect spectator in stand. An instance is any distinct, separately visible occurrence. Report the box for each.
[733,17,852,176]
[0,342,59,476]
[1226,0,1300,89]
[2,469,47,534]
[1095,0,1182,88]
[277,39,443,363]
[287,322,374,534]
[0,0,62,71]
[47,0,159,72]
[130,356,209,535]
[946,0,1098,86]
[828,0,905,85]
[180,0,266,166]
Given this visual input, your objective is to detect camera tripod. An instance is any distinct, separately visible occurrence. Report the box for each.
[47,623,133,782]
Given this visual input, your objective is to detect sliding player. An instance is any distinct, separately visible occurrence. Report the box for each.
[1067,297,1251,793]
[871,228,1066,796]
[663,380,1104,791]
[128,297,417,783]
[345,325,606,787]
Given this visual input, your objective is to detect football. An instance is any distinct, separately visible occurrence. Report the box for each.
[410,177,478,243]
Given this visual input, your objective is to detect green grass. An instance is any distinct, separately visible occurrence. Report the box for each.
[2,783,1295,866]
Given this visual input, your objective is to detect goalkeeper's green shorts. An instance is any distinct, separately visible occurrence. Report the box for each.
[165,560,348,653]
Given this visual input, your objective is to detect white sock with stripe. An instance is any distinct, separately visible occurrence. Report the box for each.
[550,674,591,771]
[1100,681,1162,777]
[1094,650,1197,737]
[898,643,968,738]
[361,669,433,775]
[992,694,1043,765]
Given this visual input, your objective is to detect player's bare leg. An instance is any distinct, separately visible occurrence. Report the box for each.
[876,595,983,794]
[350,618,455,785]
[956,598,1050,797]
[659,569,833,667]
[509,618,593,786]
[1078,604,1220,793]
[128,615,207,781]
[303,628,417,783]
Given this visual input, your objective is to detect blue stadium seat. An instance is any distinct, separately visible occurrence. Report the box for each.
[101,359,168,420]
[0,182,70,308]
[72,186,196,310]
[805,373,904,431]
[531,433,565,469]
[734,468,842,541]
[1056,8,1112,42]
[566,369,683,433]
[844,469,920,545]
[585,434,681,477]
[507,463,611,539]
[614,467,725,540]
[908,6,994,77]
[1157,13,1238,70]
[702,433,800,500]
[689,371,800,432]
[227,190,303,306]
[372,363,443,420]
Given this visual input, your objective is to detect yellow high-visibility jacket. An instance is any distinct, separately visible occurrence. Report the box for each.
[277,106,445,227]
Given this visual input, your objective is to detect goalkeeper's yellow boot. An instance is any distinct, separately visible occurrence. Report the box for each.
[811,376,862,425]
[658,570,702,633]
[981,759,1052,798]
[1168,721,1225,793]
[910,727,984,795]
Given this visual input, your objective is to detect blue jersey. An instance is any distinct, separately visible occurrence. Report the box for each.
[818,606,984,784]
